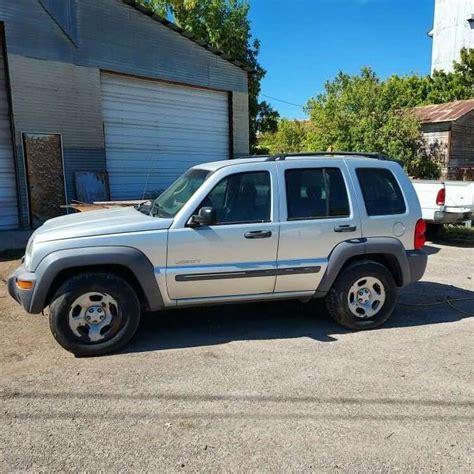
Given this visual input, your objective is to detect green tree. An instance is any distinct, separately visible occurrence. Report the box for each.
[259,119,311,154]
[137,0,278,151]
[382,48,474,106]
[428,48,474,103]
[255,100,279,135]
[260,49,473,178]
[304,68,442,178]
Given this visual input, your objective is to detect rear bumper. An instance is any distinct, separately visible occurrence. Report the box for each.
[433,210,472,224]
[7,265,37,313]
[406,250,427,284]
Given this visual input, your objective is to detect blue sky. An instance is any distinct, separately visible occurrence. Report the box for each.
[249,0,435,119]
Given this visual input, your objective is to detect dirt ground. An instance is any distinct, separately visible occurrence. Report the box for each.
[0,242,473,472]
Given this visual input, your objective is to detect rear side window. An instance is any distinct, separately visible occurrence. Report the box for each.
[356,168,406,216]
[285,168,350,220]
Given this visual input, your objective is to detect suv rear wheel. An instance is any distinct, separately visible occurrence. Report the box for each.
[325,261,397,330]
[49,272,140,357]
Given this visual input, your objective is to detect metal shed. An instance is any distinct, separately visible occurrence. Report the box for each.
[412,99,474,180]
[0,0,250,229]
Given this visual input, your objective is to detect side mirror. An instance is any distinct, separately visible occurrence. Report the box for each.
[188,206,216,227]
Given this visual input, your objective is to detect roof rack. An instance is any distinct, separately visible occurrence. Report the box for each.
[265,151,391,162]
[239,154,271,159]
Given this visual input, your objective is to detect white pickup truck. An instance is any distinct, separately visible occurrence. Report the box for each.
[411,180,474,231]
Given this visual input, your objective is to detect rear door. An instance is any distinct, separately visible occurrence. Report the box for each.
[274,160,362,293]
[345,160,416,250]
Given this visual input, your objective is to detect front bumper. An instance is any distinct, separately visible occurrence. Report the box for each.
[406,249,428,284]
[7,265,37,313]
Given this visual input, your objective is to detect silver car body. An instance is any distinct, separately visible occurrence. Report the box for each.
[14,155,424,313]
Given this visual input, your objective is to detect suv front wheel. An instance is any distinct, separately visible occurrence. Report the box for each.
[325,261,397,330]
[49,272,141,357]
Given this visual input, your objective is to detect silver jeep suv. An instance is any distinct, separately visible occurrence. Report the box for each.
[8,152,428,356]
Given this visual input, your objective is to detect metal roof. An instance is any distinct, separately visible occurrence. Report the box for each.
[122,0,253,72]
[412,99,474,124]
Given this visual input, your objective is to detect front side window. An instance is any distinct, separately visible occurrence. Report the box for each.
[196,171,271,224]
[151,168,210,218]
[356,168,406,216]
[285,168,350,220]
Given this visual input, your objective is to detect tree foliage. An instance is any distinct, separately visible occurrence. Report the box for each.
[137,0,279,151]
[260,48,473,178]
[259,119,310,154]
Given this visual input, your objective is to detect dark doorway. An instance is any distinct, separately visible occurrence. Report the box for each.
[23,133,67,228]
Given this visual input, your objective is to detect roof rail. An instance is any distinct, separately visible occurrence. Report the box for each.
[265,151,391,162]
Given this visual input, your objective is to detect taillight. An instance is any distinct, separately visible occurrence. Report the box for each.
[436,188,445,206]
[414,219,426,250]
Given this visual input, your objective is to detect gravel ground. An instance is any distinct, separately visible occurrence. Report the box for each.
[0,243,473,472]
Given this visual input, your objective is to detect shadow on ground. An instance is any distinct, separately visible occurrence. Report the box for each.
[427,233,474,248]
[124,281,473,355]
[0,249,25,262]
[423,244,441,255]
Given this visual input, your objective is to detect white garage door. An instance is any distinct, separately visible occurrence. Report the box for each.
[101,73,229,200]
[0,45,18,230]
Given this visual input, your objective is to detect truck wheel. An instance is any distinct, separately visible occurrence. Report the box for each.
[49,272,140,357]
[325,261,397,330]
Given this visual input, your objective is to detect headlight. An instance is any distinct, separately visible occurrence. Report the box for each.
[24,237,34,269]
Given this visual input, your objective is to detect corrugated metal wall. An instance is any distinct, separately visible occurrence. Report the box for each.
[7,55,106,225]
[0,0,249,228]
[1,0,248,93]
[39,0,78,44]
[232,92,251,158]
[0,37,18,230]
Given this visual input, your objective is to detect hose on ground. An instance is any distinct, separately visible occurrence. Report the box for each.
[398,296,474,317]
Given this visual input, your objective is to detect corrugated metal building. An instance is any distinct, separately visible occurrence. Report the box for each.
[0,0,250,230]
[412,99,474,180]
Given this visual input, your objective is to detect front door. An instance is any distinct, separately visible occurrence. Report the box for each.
[274,160,362,293]
[166,165,279,300]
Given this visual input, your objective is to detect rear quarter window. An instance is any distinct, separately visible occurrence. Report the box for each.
[356,168,406,216]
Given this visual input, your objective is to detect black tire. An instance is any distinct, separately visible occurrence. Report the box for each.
[325,261,397,330]
[49,272,140,357]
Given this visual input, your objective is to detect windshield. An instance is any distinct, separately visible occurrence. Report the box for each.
[150,169,210,218]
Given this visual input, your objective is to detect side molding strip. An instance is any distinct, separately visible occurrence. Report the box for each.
[175,266,321,282]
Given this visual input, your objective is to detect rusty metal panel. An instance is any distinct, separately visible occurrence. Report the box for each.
[413,99,474,124]
[75,171,110,203]
[23,133,66,228]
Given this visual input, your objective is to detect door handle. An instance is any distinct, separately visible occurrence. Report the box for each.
[334,225,357,233]
[244,230,272,239]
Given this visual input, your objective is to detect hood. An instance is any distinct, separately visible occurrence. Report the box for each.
[33,207,173,243]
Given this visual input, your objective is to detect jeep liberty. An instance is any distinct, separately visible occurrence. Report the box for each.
[8,153,428,356]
